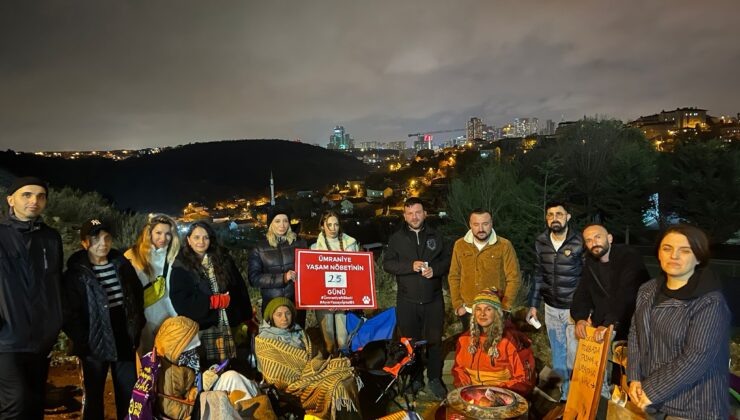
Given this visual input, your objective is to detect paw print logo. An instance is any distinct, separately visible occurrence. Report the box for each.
[362,296,370,304]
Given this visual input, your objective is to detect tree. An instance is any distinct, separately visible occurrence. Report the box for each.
[555,118,657,240]
[445,160,542,269]
[659,139,740,243]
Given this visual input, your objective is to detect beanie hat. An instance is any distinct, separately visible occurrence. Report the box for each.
[267,206,291,226]
[263,297,296,324]
[8,176,48,195]
[472,287,502,311]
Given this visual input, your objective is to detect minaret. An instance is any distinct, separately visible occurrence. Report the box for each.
[270,171,275,206]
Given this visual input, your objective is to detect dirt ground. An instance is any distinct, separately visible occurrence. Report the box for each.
[45,359,117,420]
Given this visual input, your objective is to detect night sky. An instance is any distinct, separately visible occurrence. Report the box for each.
[1,0,739,151]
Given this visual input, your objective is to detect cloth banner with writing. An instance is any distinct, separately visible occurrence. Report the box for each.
[127,349,160,420]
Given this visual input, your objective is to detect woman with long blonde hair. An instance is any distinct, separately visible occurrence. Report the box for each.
[248,207,308,327]
[124,213,181,353]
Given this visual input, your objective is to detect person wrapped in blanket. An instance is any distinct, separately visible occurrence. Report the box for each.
[451,288,534,396]
[255,297,363,420]
[152,316,275,419]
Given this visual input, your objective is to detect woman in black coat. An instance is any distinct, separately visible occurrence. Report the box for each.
[169,221,252,367]
[248,207,307,327]
[62,219,145,420]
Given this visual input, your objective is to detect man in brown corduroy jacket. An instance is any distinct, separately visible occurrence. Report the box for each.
[448,208,522,329]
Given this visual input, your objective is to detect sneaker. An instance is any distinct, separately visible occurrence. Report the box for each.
[427,378,448,400]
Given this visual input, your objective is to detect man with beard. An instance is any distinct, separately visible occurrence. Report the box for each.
[448,208,522,329]
[0,177,63,419]
[528,202,583,402]
[384,197,451,400]
[571,223,649,397]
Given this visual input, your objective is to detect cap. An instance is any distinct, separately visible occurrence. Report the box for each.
[80,218,112,240]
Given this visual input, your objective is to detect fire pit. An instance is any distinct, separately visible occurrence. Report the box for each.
[445,385,528,419]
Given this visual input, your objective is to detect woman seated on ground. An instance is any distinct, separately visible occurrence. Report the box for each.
[255,297,362,420]
[452,288,534,396]
[310,210,360,356]
[170,221,252,367]
[152,316,273,420]
[628,225,730,419]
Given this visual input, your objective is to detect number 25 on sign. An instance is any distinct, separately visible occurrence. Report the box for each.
[324,271,347,288]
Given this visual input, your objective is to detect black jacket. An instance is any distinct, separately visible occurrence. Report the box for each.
[529,227,584,309]
[383,223,451,304]
[170,252,252,330]
[62,249,145,361]
[248,237,307,305]
[570,245,650,339]
[0,215,63,354]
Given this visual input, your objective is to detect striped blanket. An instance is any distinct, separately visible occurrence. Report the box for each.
[255,334,360,419]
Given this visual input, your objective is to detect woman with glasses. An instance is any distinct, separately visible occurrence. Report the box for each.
[170,221,252,366]
[124,213,181,353]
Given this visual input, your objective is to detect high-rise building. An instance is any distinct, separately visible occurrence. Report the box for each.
[385,141,407,151]
[467,117,484,141]
[328,126,354,150]
[545,119,556,135]
[514,118,539,137]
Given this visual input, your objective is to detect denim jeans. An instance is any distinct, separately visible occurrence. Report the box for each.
[544,303,577,401]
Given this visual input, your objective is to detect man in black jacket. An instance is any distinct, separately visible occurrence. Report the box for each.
[571,223,649,398]
[571,223,649,340]
[383,198,451,400]
[527,202,584,402]
[0,177,63,420]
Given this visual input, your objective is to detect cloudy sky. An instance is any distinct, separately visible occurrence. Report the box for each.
[1,0,739,151]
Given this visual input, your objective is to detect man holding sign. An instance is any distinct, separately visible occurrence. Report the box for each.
[383,198,451,400]
[571,223,649,398]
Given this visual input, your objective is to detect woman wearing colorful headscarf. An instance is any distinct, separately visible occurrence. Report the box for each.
[451,287,534,396]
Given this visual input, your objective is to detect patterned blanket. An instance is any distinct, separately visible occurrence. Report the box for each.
[255,335,360,419]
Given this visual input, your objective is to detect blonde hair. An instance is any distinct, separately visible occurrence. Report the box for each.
[468,302,504,359]
[266,217,296,248]
[128,214,181,278]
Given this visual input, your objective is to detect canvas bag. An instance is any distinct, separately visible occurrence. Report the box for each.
[127,349,160,420]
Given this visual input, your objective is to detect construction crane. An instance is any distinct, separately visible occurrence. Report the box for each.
[407,128,466,137]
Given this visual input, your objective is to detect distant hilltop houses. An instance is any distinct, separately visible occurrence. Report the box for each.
[628,107,740,151]
[32,147,167,160]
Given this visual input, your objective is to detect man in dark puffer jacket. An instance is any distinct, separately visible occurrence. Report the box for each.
[62,218,145,420]
[527,202,584,402]
[0,177,63,420]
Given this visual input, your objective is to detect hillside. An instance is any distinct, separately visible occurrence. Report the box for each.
[0,139,369,212]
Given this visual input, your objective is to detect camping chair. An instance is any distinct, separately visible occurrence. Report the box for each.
[343,307,396,354]
[351,337,428,417]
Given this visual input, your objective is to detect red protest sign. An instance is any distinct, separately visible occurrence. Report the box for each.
[294,249,377,309]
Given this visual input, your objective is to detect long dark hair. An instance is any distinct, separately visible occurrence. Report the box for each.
[318,210,345,250]
[181,221,230,290]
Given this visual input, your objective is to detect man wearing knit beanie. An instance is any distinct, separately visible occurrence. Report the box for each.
[1,176,63,419]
